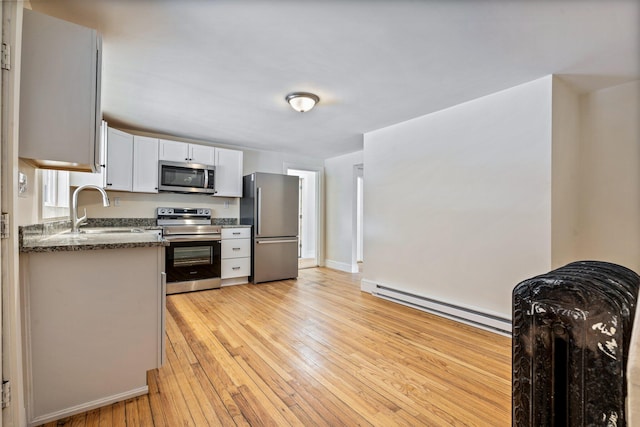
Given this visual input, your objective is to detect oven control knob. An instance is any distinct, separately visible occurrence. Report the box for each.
[204,209,211,215]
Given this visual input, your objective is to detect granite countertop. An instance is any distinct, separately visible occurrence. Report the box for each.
[19,219,167,253]
[20,217,245,253]
[21,228,167,253]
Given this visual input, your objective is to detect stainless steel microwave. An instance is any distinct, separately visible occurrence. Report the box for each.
[158,160,216,194]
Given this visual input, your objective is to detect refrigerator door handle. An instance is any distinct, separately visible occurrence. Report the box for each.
[257,187,262,236]
[256,239,298,244]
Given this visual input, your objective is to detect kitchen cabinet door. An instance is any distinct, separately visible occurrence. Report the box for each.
[133,136,159,193]
[19,9,101,172]
[214,148,243,197]
[158,139,189,162]
[189,144,215,165]
[105,128,133,191]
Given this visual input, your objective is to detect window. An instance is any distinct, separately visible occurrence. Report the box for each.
[41,169,70,220]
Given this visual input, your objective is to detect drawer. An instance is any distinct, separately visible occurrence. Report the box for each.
[222,227,251,239]
[221,238,251,259]
[221,257,251,279]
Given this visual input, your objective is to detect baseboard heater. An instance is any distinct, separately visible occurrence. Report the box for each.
[372,284,512,334]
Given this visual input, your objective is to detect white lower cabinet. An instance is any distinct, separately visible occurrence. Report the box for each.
[221,227,251,285]
[20,247,165,425]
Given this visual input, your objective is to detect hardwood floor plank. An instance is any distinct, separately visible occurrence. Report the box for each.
[111,400,125,427]
[35,267,511,426]
[98,405,112,427]
[84,409,100,427]
[146,370,168,427]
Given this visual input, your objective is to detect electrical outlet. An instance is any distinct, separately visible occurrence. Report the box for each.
[114,197,121,207]
[224,200,229,209]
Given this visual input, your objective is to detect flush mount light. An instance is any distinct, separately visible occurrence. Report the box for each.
[285,92,320,113]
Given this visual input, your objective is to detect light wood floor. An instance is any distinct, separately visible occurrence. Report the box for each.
[41,267,512,426]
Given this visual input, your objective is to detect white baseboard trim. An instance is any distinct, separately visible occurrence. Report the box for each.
[361,279,511,335]
[361,278,377,293]
[325,259,358,273]
[29,386,149,427]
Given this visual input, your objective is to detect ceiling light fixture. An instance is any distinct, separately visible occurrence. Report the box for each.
[285,92,320,113]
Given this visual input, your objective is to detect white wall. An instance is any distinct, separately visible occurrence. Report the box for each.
[324,150,364,273]
[575,80,640,271]
[17,160,39,226]
[76,189,238,219]
[551,76,581,267]
[362,76,553,319]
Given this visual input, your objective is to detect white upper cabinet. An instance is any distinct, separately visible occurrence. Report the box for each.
[214,148,243,197]
[190,145,216,165]
[19,9,102,172]
[159,140,215,165]
[105,128,133,191]
[133,136,159,193]
[158,139,189,162]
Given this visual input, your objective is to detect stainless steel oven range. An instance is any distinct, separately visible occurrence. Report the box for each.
[157,207,221,295]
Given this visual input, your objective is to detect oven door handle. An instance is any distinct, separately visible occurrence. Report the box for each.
[165,235,221,242]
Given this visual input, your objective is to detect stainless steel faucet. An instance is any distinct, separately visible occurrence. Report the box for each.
[71,185,110,233]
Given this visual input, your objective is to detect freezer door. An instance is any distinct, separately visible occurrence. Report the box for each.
[255,173,299,238]
[253,238,298,283]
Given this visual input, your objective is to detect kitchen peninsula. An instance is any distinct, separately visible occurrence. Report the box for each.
[20,224,167,425]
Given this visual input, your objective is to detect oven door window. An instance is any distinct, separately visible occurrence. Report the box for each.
[166,240,221,283]
[161,165,206,189]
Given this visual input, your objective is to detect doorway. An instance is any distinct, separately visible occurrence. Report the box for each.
[354,165,364,272]
[287,168,318,269]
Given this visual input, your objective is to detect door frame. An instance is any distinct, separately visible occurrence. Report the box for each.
[284,163,324,268]
[2,2,26,425]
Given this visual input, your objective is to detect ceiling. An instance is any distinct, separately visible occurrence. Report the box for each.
[30,0,640,159]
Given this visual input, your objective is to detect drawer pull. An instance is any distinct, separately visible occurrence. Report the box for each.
[232,266,240,270]
[232,247,241,251]
[233,232,241,235]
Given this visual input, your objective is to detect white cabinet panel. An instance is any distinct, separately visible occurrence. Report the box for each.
[21,247,164,423]
[159,139,215,165]
[214,148,243,197]
[221,226,251,282]
[190,145,215,165]
[221,258,251,279]
[158,139,189,162]
[221,227,251,240]
[221,238,251,259]
[19,9,101,172]
[105,128,133,191]
[133,136,159,193]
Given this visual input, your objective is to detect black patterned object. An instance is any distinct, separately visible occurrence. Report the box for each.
[512,261,639,427]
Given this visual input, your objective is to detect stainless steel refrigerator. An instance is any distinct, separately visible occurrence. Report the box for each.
[240,172,299,283]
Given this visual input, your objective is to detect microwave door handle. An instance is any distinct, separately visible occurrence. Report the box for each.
[257,187,262,236]
[204,169,209,191]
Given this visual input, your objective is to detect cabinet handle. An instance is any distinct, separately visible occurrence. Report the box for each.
[232,232,241,235]
[106,183,112,186]
[232,267,240,270]
[185,158,189,161]
[232,247,241,251]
